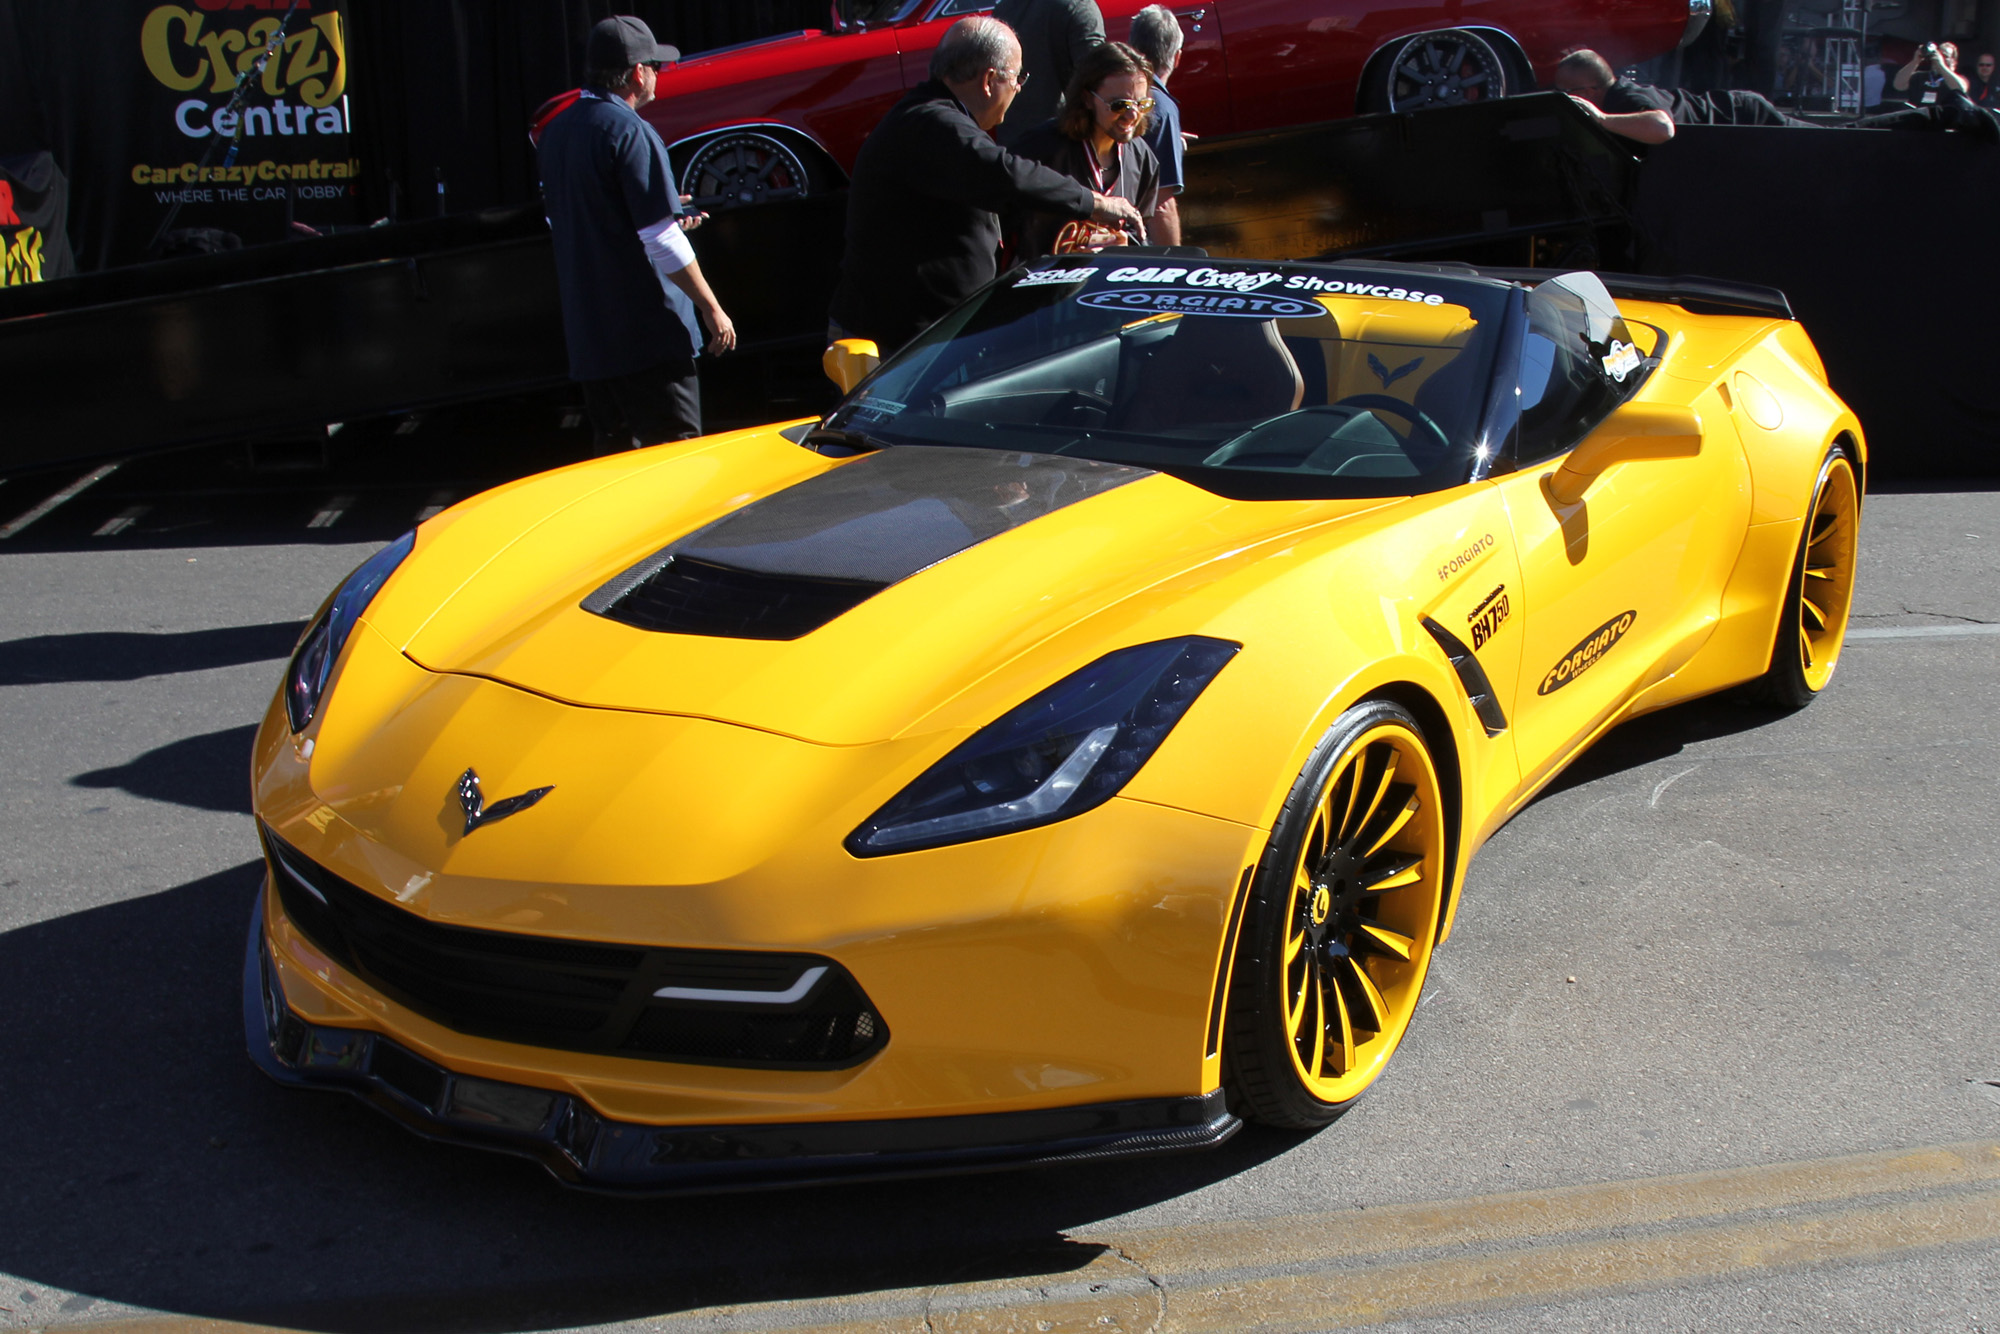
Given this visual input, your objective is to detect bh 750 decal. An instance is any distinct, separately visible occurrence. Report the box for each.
[1538,611,1637,695]
[1467,585,1510,650]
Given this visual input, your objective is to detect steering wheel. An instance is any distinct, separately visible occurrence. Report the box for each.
[1332,394,1452,460]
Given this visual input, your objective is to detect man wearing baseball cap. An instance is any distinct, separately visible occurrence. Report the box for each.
[539,15,735,450]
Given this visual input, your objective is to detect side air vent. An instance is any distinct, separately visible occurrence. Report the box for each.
[593,556,887,641]
[1419,615,1508,737]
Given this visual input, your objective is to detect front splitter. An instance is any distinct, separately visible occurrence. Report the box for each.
[242,891,1239,1194]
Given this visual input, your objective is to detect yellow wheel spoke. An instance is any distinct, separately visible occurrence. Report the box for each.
[1801,595,1827,633]
[1357,922,1415,960]
[1805,561,1836,582]
[1328,970,1356,1075]
[1363,794,1419,858]
[1347,750,1400,845]
[1284,927,1306,966]
[1285,951,1311,1029]
[1333,758,1364,847]
[1360,851,1423,893]
[1304,806,1331,870]
[1345,957,1391,1032]
[1799,626,1815,670]
[1306,974,1327,1076]
[1810,509,1839,541]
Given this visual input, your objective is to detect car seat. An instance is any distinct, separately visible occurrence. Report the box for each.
[1114,317,1304,431]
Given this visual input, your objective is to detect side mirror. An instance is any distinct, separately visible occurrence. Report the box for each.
[822,337,880,393]
[1543,400,1702,505]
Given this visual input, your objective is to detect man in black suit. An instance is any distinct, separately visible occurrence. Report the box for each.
[829,16,1141,354]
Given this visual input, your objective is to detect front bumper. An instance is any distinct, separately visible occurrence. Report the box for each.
[243,893,1239,1194]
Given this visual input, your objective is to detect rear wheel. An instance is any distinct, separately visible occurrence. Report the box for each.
[1223,701,1449,1128]
[1752,446,1860,708]
[1360,29,1510,114]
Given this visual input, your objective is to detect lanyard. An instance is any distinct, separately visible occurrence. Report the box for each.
[1085,141,1118,195]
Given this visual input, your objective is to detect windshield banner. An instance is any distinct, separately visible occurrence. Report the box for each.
[1077,287,1325,318]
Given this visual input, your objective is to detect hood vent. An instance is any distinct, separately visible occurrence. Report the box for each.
[582,445,1151,641]
[593,556,886,641]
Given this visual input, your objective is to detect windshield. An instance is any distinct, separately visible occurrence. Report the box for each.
[840,0,924,24]
[824,257,1512,499]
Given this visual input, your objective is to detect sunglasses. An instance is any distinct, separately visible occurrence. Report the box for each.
[1092,91,1155,115]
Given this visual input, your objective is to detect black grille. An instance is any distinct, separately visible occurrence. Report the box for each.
[594,556,886,640]
[263,827,887,1069]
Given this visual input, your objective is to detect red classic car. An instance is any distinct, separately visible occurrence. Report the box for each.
[638,0,1708,209]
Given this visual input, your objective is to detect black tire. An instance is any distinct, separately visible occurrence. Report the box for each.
[681,131,829,211]
[1223,700,1450,1129]
[1749,445,1860,709]
[1359,29,1510,115]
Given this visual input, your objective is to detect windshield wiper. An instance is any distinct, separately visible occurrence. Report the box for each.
[801,426,886,457]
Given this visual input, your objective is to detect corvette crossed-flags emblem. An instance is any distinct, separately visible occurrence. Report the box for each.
[455,767,554,836]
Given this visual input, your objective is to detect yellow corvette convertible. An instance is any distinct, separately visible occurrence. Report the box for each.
[247,257,1862,1191]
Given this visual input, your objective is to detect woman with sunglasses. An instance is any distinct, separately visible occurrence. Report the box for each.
[1007,41,1161,260]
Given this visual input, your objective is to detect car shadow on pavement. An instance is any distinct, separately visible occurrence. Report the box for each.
[0,622,306,686]
[0,864,1308,1332]
[70,724,260,815]
[1532,692,1793,805]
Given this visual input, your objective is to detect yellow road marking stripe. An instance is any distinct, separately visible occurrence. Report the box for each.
[1153,1185,2000,1331]
[1113,1138,2000,1275]
[29,1141,2000,1334]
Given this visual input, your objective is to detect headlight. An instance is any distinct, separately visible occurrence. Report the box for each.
[847,636,1239,856]
[284,531,415,732]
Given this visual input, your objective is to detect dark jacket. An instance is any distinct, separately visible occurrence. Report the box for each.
[830,80,1095,351]
[994,0,1106,143]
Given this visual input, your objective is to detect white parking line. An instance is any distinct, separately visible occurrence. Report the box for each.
[307,493,357,529]
[0,463,121,539]
[1848,623,2000,640]
[92,505,150,537]
[414,489,453,522]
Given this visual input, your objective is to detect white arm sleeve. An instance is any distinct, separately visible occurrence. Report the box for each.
[638,215,695,274]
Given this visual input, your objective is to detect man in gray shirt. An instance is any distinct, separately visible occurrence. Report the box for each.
[993,0,1104,144]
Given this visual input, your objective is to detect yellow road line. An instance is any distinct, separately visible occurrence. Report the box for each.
[1147,1185,2000,1331]
[1112,1137,2000,1276]
[29,1141,2000,1334]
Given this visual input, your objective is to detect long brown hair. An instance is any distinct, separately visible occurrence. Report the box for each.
[1055,41,1153,140]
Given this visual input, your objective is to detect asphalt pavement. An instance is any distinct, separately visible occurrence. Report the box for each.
[0,443,1995,1333]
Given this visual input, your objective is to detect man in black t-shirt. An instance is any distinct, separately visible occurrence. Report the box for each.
[539,17,735,450]
[1552,50,1676,144]
[1554,48,1811,143]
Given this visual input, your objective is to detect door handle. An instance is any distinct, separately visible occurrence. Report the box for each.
[1174,6,1207,32]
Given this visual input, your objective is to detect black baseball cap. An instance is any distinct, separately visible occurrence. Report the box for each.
[587,15,679,69]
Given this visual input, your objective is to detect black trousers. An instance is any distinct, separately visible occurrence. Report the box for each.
[580,356,701,451]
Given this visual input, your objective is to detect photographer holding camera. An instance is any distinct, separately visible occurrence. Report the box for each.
[1893,40,1968,104]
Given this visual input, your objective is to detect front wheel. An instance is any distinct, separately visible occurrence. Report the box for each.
[1751,446,1860,708]
[1360,30,1510,114]
[1223,700,1449,1128]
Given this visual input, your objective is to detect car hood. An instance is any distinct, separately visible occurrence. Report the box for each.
[386,431,1386,746]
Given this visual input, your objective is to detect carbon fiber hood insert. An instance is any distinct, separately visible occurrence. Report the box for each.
[584,446,1151,640]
